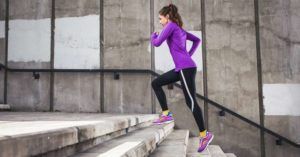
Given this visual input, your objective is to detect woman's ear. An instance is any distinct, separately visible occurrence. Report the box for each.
[166,14,170,19]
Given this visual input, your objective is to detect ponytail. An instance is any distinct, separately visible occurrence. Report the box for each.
[159,3,183,28]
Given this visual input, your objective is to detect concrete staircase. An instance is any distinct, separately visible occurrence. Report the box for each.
[0,112,237,157]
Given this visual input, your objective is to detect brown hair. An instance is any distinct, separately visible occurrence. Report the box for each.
[159,3,183,28]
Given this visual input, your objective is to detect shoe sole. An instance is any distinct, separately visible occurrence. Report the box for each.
[153,120,174,125]
[198,134,214,153]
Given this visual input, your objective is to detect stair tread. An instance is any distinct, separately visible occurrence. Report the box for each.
[0,112,159,157]
[71,122,175,157]
[187,137,210,157]
[208,145,227,157]
[225,153,237,157]
[149,129,189,157]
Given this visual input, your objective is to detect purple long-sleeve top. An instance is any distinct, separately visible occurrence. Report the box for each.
[150,21,201,72]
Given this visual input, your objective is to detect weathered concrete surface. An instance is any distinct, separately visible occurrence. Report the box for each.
[9,0,51,20]
[150,130,189,157]
[265,116,300,143]
[0,0,6,103]
[55,0,99,18]
[264,116,300,157]
[104,74,152,114]
[103,0,152,114]
[265,133,300,157]
[7,72,50,111]
[225,153,237,157]
[209,145,227,157]
[53,0,101,112]
[71,122,174,157]
[259,0,300,83]
[205,0,260,156]
[187,137,210,157]
[6,0,51,111]
[0,112,158,157]
[209,106,260,157]
[54,73,101,113]
[259,0,300,156]
[206,0,259,121]
[0,69,4,104]
[104,0,150,69]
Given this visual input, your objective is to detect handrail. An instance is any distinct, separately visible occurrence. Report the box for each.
[0,62,299,148]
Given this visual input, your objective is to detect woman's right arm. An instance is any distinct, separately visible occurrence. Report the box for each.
[186,31,201,57]
[151,22,175,47]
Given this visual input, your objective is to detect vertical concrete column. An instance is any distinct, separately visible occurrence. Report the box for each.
[205,0,260,156]
[53,0,101,112]
[103,0,152,114]
[7,0,52,111]
[0,0,6,103]
[259,0,300,156]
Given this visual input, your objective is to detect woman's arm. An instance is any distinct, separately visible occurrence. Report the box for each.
[186,31,201,57]
[151,22,175,47]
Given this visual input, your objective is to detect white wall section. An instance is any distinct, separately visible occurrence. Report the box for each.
[0,21,4,38]
[54,15,100,69]
[8,18,51,62]
[263,84,300,116]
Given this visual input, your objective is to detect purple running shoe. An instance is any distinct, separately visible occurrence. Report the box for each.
[153,112,174,125]
[198,131,214,152]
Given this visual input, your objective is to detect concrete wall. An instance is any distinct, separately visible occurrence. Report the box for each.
[205,0,260,156]
[7,0,51,111]
[103,0,152,114]
[259,0,300,156]
[53,0,101,113]
[0,0,5,103]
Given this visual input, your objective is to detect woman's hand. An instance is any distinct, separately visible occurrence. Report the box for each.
[151,31,160,38]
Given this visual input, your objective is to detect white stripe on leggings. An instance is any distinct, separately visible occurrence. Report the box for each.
[180,70,194,112]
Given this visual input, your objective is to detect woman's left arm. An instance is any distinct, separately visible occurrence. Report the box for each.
[151,22,175,47]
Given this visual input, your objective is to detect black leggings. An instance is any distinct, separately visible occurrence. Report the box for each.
[151,67,206,132]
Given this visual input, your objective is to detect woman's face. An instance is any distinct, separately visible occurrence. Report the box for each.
[159,14,169,27]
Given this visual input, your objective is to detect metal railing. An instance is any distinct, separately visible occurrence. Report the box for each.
[0,62,299,148]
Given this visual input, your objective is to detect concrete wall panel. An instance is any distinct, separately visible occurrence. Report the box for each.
[7,72,50,111]
[209,107,260,157]
[6,0,51,110]
[54,73,100,113]
[0,0,5,103]
[103,74,152,114]
[260,0,300,155]
[103,0,151,114]
[205,0,260,156]
[53,0,101,112]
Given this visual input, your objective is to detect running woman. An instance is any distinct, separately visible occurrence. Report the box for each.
[150,3,214,152]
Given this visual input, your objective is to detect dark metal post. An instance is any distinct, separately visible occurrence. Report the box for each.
[254,0,265,156]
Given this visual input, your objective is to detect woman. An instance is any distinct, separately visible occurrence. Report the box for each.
[150,3,214,153]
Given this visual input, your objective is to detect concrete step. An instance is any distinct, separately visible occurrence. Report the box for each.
[0,104,11,111]
[187,137,232,157]
[71,122,175,157]
[187,137,210,157]
[0,112,159,157]
[208,145,227,157]
[225,153,237,157]
[149,129,189,157]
